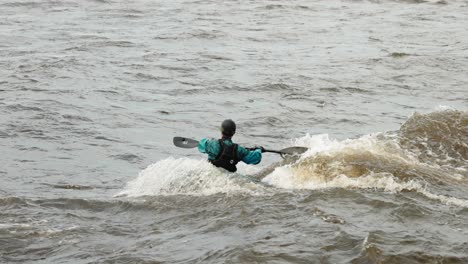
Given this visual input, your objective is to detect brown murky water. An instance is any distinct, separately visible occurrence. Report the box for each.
[1,0,467,263]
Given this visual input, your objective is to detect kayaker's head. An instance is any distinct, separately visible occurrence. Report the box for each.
[220,119,236,138]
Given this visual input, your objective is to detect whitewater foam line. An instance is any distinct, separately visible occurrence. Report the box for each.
[292,133,419,163]
[263,170,468,208]
[330,174,468,208]
[418,189,468,208]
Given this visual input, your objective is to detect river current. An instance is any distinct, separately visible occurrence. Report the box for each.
[1,0,467,263]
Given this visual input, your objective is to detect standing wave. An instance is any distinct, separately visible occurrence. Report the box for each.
[263,109,468,207]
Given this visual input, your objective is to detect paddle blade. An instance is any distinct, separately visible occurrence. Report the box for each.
[173,137,199,148]
[279,146,308,156]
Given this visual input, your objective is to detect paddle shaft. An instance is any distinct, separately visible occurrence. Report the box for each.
[174,136,307,156]
[263,149,283,154]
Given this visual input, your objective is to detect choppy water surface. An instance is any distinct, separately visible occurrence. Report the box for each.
[1,0,468,263]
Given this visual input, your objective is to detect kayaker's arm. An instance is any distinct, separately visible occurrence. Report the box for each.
[197,138,209,153]
[238,146,262,165]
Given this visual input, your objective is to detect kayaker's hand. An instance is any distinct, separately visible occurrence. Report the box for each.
[256,146,265,153]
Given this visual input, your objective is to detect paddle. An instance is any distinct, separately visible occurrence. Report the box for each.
[173,137,200,148]
[173,137,308,157]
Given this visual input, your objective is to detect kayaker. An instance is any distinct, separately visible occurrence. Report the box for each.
[198,119,264,172]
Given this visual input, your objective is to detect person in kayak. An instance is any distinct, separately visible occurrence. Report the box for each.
[198,119,264,172]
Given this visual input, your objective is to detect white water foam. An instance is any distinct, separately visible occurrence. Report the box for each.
[291,133,414,160]
[264,133,408,188]
[264,133,468,208]
[118,157,265,197]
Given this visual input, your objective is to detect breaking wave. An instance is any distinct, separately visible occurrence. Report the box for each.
[400,108,467,170]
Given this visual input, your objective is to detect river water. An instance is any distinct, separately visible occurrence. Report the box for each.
[1,0,467,263]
